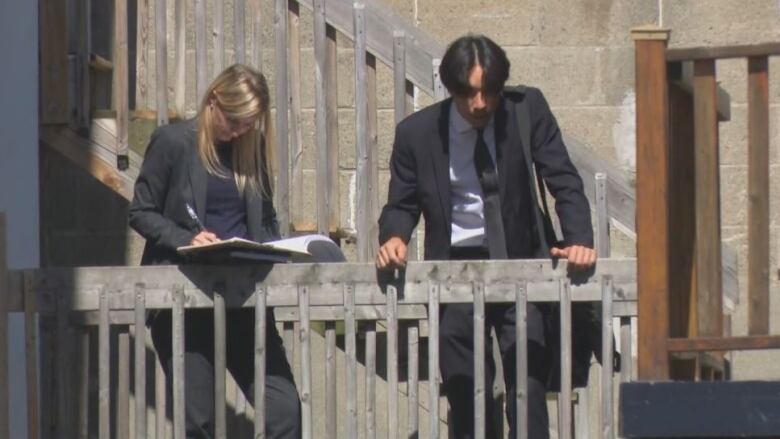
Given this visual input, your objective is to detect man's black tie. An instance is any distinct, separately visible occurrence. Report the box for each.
[474,129,508,259]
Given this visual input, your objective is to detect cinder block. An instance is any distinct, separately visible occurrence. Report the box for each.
[663,0,780,47]
[381,0,416,22]
[551,106,627,169]
[338,108,357,168]
[599,47,636,106]
[536,0,658,46]
[719,105,780,166]
[714,57,780,106]
[417,0,540,47]
[506,47,602,106]
[720,165,748,227]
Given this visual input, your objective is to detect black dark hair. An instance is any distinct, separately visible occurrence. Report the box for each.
[439,34,510,97]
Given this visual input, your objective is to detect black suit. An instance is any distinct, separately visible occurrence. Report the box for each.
[379,87,592,439]
[129,120,301,439]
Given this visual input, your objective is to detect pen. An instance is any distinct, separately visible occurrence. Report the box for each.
[185,202,206,232]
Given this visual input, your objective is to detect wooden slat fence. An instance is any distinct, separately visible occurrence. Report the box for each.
[0,211,638,438]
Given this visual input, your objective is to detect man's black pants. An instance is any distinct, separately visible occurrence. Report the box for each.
[442,247,551,439]
[151,309,301,439]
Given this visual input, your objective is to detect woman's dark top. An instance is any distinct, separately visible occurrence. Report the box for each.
[204,143,249,240]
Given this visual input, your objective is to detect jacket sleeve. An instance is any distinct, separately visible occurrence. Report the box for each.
[128,127,196,250]
[527,88,594,247]
[378,122,421,245]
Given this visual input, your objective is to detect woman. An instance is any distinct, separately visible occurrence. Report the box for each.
[129,64,301,439]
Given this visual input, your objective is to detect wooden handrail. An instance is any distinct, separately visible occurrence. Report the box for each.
[666,42,780,62]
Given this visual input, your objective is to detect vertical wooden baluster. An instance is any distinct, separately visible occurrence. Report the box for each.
[78,330,90,439]
[365,320,376,439]
[693,58,722,341]
[289,0,304,230]
[325,321,337,439]
[174,0,186,116]
[250,0,262,69]
[407,320,419,439]
[632,26,671,380]
[353,2,370,261]
[344,284,357,439]
[98,286,110,439]
[114,0,130,169]
[213,0,224,77]
[428,283,440,438]
[601,276,614,439]
[393,31,417,261]
[172,286,185,439]
[314,0,330,235]
[515,282,528,439]
[194,0,206,99]
[325,24,340,233]
[747,55,770,335]
[214,286,227,439]
[473,282,486,439]
[386,284,399,439]
[274,0,290,235]
[234,0,246,63]
[254,284,267,439]
[299,286,312,439]
[559,279,572,439]
[432,58,447,101]
[154,0,169,126]
[76,0,92,131]
[135,284,147,439]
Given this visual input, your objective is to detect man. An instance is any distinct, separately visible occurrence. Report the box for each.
[376,34,596,439]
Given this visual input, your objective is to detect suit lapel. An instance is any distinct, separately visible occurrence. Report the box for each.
[430,100,452,236]
[188,142,208,223]
[495,98,515,209]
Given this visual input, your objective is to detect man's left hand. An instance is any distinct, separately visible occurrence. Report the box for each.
[550,245,596,271]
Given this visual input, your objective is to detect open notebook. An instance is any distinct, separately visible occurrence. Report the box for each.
[177,234,344,263]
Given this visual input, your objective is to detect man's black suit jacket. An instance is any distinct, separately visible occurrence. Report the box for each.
[379,86,593,261]
[129,119,280,265]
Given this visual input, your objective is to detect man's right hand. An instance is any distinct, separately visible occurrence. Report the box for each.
[376,236,408,270]
[190,230,220,246]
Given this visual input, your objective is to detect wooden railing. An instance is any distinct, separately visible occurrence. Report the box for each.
[632,27,780,380]
[0,212,637,439]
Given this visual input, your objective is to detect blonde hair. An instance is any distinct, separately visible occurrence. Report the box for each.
[197,64,275,197]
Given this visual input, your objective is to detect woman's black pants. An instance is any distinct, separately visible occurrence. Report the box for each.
[150,308,301,439]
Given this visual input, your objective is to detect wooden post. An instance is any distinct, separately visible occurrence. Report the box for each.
[250,0,262,70]
[98,286,110,439]
[275,0,291,236]
[344,284,357,439]
[134,284,147,439]
[172,286,185,439]
[213,0,225,78]
[406,321,419,439]
[195,0,207,99]
[325,322,337,439]
[214,289,226,439]
[473,282,486,439]
[747,56,770,335]
[314,0,330,235]
[601,276,615,439]
[632,26,671,380]
[428,283,440,438]
[76,0,92,131]
[693,59,723,339]
[114,0,130,169]
[558,279,572,439]
[386,284,399,439]
[515,282,528,439]
[136,0,150,110]
[326,25,340,233]
[154,0,169,126]
[234,0,246,63]
[118,332,131,439]
[254,284,267,439]
[365,320,376,439]
[299,286,312,439]
[288,0,304,230]
[366,52,379,259]
[353,2,370,262]
[174,0,186,117]
[0,214,9,439]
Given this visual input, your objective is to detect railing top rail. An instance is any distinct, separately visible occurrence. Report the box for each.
[6,259,637,314]
[666,42,780,62]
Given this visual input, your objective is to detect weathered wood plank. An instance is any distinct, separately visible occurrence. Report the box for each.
[747,56,770,336]
[288,0,305,230]
[299,286,312,439]
[234,0,246,63]
[326,25,340,232]
[354,2,370,261]
[78,330,90,439]
[250,0,262,69]
[56,291,73,438]
[632,27,671,380]
[98,286,110,439]
[325,322,337,439]
[40,0,69,124]
[667,335,780,352]
[24,273,40,439]
[620,317,633,384]
[515,282,528,439]
[0,214,8,438]
[386,284,399,439]
[366,52,379,259]
[118,332,131,439]
[172,286,185,439]
[76,0,92,130]
[559,279,572,439]
[274,0,291,236]
[115,0,130,169]
[407,321,419,439]
[155,0,169,126]
[314,0,330,235]
[254,284,267,439]
[473,282,486,439]
[365,320,376,439]
[195,0,207,99]
[693,59,722,339]
[344,284,358,439]
[174,0,186,115]
[601,276,614,439]
[213,0,225,77]
[134,284,147,439]
[432,58,447,101]
[136,0,151,110]
[595,173,610,257]
[214,290,227,439]
[666,42,780,62]
[428,283,440,438]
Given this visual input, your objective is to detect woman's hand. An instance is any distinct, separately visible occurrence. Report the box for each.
[190,231,220,246]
